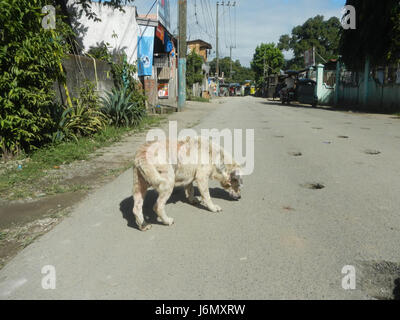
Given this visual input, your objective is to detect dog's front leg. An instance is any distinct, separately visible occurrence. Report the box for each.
[196,177,222,213]
[185,183,200,205]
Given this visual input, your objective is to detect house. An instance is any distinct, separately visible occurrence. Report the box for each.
[71,1,178,110]
[73,2,139,64]
[136,13,178,110]
[187,40,213,98]
[187,40,212,62]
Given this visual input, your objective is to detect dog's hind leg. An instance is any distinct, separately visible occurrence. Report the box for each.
[133,167,151,231]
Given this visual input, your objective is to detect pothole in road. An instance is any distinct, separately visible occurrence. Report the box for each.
[283,206,295,211]
[357,260,400,300]
[301,183,325,190]
[338,135,349,139]
[274,135,284,138]
[289,152,302,157]
[364,149,381,155]
[312,127,323,130]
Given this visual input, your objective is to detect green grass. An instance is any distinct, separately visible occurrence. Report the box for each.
[0,115,165,199]
[0,231,7,241]
[188,96,210,103]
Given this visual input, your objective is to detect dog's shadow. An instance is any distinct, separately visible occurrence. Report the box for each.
[119,186,235,230]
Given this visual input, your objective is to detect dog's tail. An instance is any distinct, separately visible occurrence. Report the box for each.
[133,142,168,190]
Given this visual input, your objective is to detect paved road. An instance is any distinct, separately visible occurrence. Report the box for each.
[1,97,400,299]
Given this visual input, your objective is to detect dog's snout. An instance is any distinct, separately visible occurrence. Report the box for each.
[231,194,241,200]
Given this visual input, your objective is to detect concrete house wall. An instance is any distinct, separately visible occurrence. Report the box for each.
[74,2,139,64]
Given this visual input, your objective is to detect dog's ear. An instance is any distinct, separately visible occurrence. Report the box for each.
[216,162,226,174]
[230,169,243,185]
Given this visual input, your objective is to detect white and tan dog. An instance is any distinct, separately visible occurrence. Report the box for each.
[132,136,243,231]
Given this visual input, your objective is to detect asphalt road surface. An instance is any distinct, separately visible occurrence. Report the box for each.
[1,97,400,299]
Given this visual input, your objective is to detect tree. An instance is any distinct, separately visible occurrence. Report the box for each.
[339,0,400,70]
[251,43,284,84]
[209,57,255,84]
[55,0,135,23]
[0,0,72,155]
[186,50,204,88]
[278,15,341,70]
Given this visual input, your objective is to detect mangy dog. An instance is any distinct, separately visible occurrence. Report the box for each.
[132,136,243,231]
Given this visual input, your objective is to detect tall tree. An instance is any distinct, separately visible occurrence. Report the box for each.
[251,43,284,84]
[186,50,204,88]
[278,15,341,70]
[209,57,255,84]
[339,0,400,70]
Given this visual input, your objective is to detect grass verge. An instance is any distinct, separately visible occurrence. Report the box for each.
[0,115,165,200]
[187,96,210,103]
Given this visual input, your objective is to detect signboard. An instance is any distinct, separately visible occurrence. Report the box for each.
[137,26,155,76]
[304,47,315,68]
[158,82,169,98]
[157,0,170,30]
[155,24,165,43]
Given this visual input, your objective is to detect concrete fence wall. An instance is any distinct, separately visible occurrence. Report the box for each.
[55,54,114,105]
[316,63,400,112]
[338,78,400,112]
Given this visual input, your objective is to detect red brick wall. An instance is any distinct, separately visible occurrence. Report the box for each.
[144,78,157,107]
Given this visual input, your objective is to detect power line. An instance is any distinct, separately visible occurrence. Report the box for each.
[128,0,158,62]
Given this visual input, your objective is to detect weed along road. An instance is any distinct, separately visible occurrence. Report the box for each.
[1,96,400,299]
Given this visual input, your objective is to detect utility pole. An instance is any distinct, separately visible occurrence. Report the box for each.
[230,45,233,78]
[216,1,219,96]
[178,0,187,110]
[216,2,236,93]
[263,46,266,97]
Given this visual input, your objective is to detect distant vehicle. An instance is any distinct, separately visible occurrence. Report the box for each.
[279,70,318,107]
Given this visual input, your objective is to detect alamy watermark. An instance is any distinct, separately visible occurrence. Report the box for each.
[41,265,56,290]
[41,5,56,30]
[145,121,255,176]
[341,5,356,30]
[342,265,356,290]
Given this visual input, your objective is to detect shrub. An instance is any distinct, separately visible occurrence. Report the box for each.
[0,0,72,156]
[87,44,147,111]
[52,81,106,142]
[100,86,146,127]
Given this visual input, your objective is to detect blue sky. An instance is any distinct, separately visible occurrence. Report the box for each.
[98,0,347,67]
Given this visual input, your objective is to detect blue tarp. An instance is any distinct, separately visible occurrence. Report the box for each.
[164,31,173,53]
[137,26,155,76]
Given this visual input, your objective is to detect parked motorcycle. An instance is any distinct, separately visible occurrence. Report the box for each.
[280,87,296,105]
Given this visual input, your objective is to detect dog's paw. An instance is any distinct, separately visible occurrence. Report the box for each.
[209,204,222,213]
[157,216,174,226]
[188,196,201,205]
[138,222,152,231]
